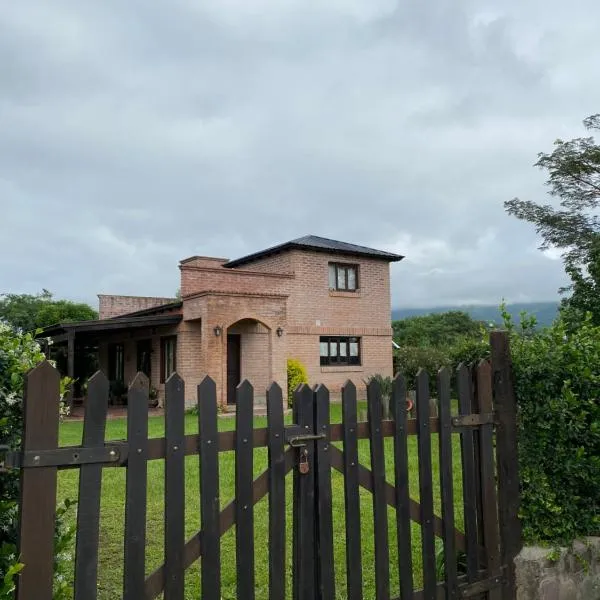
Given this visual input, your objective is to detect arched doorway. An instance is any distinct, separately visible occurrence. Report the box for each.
[225,318,272,405]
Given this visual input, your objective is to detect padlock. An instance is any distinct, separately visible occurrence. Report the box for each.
[298,449,309,474]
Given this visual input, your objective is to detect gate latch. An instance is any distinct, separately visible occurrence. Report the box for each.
[284,425,326,448]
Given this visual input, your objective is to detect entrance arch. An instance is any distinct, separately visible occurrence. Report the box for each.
[224,317,273,405]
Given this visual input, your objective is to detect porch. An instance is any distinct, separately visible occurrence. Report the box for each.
[40,313,183,408]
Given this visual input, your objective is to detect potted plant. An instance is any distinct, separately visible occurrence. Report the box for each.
[148,386,159,408]
[109,380,128,405]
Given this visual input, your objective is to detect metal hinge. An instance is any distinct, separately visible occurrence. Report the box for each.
[452,413,496,428]
[2,443,128,469]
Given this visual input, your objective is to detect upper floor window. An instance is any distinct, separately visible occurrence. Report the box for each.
[160,336,177,383]
[320,336,361,366]
[328,262,358,291]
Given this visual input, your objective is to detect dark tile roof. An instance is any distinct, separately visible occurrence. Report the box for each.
[224,235,404,268]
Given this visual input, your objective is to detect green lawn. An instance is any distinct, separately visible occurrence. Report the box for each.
[56,404,464,599]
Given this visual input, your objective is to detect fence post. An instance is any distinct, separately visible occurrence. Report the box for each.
[490,332,522,600]
[16,361,61,600]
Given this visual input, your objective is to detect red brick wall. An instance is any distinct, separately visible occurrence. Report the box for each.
[285,250,392,330]
[179,263,293,298]
[235,252,293,274]
[98,295,176,319]
[174,247,394,404]
[286,332,392,395]
[182,293,287,405]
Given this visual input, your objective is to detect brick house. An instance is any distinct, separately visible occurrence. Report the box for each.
[42,236,403,407]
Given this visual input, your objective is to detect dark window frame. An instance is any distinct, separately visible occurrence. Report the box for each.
[160,336,177,383]
[136,339,152,378]
[319,336,361,366]
[108,342,125,382]
[328,262,359,291]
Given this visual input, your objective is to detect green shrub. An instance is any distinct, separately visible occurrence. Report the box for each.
[393,345,451,393]
[509,315,600,543]
[447,333,490,369]
[287,358,308,407]
[0,324,75,599]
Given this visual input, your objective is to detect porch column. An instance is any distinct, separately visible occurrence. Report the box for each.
[67,331,75,380]
[67,331,75,409]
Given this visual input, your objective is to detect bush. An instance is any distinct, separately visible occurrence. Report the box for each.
[287,358,308,407]
[0,324,75,599]
[509,315,600,543]
[364,374,394,418]
[393,345,451,393]
[447,333,490,370]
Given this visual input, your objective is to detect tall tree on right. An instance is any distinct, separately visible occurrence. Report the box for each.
[505,114,600,325]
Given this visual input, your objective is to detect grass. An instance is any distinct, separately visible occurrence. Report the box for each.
[56,403,464,599]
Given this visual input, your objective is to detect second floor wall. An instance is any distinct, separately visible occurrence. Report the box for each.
[180,248,392,330]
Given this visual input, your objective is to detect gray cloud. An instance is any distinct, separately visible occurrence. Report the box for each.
[1,0,595,308]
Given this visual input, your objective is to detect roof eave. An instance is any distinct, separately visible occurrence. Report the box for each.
[224,242,404,268]
[37,313,183,339]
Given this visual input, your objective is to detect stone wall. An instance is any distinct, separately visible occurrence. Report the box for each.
[516,538,600,600]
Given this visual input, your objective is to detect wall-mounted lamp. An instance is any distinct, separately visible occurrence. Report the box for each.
[276,326,284,337]
[214,325,222,337]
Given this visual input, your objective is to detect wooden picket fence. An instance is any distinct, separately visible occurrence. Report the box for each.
[5,331,521,599]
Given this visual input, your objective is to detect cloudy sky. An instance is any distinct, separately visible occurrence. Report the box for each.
[1,0,598,309]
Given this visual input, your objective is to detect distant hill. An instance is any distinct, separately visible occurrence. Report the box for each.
[392,302,559,328]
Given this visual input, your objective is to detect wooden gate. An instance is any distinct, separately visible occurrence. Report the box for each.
[4,331,520,599]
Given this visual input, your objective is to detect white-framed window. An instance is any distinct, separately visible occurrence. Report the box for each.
[328,263,359,291]
[320,336,361,366]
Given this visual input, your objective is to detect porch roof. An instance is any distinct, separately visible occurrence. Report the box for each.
[38,313,183,340]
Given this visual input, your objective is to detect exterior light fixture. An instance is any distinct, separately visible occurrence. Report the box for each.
[214,325,222,337]
[276,327,284,337]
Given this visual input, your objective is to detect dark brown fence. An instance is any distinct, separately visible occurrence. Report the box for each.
[6,331,520,600]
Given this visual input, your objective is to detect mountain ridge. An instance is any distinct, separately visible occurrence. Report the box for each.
[391,302,559,328]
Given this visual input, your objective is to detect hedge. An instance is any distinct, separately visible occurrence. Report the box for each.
[0,324,75,600]
[394,313,600,544]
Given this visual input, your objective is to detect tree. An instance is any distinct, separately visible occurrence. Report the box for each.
[0,290,98,332]
[505,114,600,323]
[392,310,484,348]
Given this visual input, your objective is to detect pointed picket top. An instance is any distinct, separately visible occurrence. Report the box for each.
[437,366,452,411]
[294,382,310,394]
[293,382,311,404]
[165,372,184,400]
[27,358,60,380]
[477,358,492,375]
[314,383,329,395]
[237,379,254,395]
[366,377,383,399]
[88,371,109,394]
[415,368,429,393]
[437,366,451,395]
[393,372,406,387]
[266,381,282,396]
[314,383,329,412]
[391,373,407,421]
[456,362,470,378]
[266,382,283,424]
[476,359,493,407]
[198,375,216,395]
[341,379,356,395]
[456,362,471,398]
[437,365,451,380]
[236,379,253,414]
[129,371,149,392]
